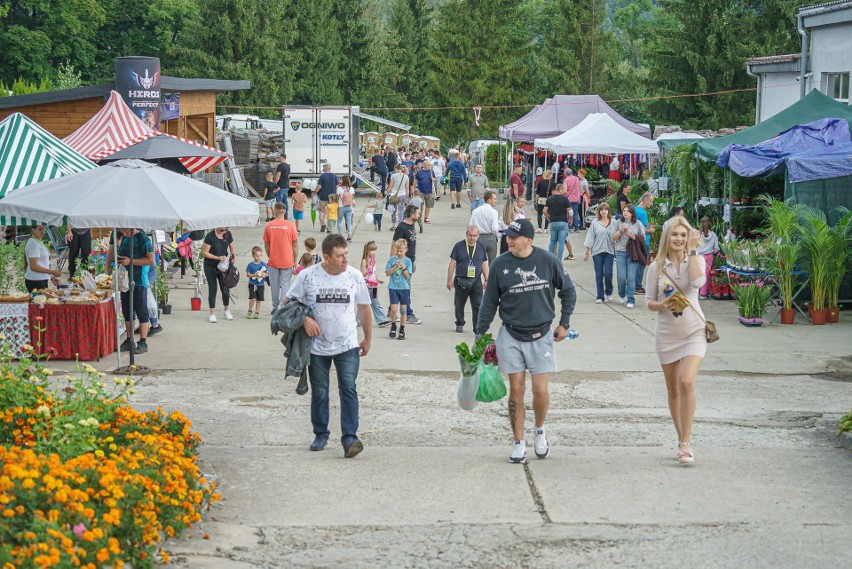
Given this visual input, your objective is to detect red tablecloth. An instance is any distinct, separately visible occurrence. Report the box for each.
[29,297,117,361]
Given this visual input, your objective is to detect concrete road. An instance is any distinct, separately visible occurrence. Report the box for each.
[69,194,852,568]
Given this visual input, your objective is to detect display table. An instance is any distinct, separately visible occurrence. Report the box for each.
[0,302,30,356]
[720,266,810,323]
[29,297,117,360]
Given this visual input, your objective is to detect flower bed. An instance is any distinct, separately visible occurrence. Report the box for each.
[0,343,219,567]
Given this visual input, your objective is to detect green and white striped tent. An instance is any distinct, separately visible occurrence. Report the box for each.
[0,112,96,226]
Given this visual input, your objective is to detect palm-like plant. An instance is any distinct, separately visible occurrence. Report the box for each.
[826,208,852,311]
[795,206,833,312]
[761,196,801,311]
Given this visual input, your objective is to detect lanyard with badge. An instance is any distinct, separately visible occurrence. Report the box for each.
[466,242,477,278]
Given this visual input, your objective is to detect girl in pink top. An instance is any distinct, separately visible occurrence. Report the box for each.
[359,241,390,327]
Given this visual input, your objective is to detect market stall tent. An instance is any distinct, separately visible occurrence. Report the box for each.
[696,90,852,161]
[0,112,96,226]
[499,95,651,141]
[64,91,228,173]
[534,113,659,155]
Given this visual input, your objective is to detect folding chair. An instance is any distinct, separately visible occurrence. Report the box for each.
[43,225,69,271]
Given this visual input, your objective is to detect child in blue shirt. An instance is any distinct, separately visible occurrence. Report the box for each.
[245,245,269,319]
[385,238,413,340]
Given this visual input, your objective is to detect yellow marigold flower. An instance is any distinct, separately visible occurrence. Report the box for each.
[21,478,35,490]
[96,548,109,563]
[94,450,104,458]
[2,509,14,518]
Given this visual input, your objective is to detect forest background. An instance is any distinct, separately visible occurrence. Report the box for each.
[0,0,803,145]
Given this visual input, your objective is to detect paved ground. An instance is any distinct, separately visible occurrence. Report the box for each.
[64,193,852,568]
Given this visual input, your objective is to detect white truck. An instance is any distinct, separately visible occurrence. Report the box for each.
[281,106,361,183]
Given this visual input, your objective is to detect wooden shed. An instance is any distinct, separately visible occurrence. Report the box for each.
[0,77,249,150]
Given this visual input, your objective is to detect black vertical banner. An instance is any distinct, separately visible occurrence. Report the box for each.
[115,57,162,128]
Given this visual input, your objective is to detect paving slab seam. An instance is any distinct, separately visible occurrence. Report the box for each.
[522,463,551,523]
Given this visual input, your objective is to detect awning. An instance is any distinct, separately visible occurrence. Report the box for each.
[64,91,227,173]
[353,111,411,132]
[0,112,96,225]
[535,114,658,155]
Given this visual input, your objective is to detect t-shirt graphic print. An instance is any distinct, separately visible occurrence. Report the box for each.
[286,264,370,356]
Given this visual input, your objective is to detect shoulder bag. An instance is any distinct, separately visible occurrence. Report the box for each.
[661,268,719,343]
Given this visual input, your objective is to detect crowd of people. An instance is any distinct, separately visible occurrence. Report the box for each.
[13,144,719,466]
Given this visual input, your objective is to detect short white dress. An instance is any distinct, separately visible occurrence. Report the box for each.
[645,257,708,364]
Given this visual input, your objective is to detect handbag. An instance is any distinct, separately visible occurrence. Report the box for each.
[661,269,719,343]
[389,195,400,205]
[455,276,476,290]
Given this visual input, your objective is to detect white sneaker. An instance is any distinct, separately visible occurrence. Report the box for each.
[224,310,234,320]
[509,440,527,464]
[606,295,614,302]
[619,296,627,305]
[208,314,217,323]
[626,302,635,309]
[595,299,603,304]
[533,427,549,458]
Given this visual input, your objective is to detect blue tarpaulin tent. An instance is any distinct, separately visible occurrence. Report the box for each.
[785,143,852,183]
[717,118,851,179]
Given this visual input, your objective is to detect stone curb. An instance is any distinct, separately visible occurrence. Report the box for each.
[837,431,852,453]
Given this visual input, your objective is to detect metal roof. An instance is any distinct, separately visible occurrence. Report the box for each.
[0,77,250,110]
[799,0,852,26]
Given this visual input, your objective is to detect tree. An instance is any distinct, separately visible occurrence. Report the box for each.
[428,0,531,143]
[0,0,106,85]
[289,0,343,104]
[644,0,800,129]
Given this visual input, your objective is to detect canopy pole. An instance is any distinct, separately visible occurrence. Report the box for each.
[113,230,121,370]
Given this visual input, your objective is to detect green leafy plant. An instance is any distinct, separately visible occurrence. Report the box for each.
[825,208,851,311]
[839,408,852,434]
[155,268,170,306]
[455,334,494,377]
[732,280,772,319]
[760,197,802,311]
[796,206,834,311]
[0,242,26,293]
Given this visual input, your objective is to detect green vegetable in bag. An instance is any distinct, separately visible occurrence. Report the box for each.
[476,362,506,403]
[455,334,493,377]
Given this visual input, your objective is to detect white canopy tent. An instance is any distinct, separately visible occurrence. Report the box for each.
[534,113,659,155]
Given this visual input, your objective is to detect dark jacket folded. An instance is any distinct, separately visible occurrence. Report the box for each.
[270,300,314,380]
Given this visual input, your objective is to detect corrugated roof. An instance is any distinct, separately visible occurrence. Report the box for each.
[799,0,852,16]
[747,54,801,65]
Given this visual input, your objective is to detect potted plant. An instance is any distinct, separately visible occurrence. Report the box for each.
[796,206,833,325]
[155,269,171,315]
[825,208,851,323]
[761,197,801,324]
[190,242,204,311]
[732,280,772,326]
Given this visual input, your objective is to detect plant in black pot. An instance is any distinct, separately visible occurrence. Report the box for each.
[155,269,171,315]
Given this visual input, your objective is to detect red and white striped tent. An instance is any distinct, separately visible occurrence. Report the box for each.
[63,91,228,174]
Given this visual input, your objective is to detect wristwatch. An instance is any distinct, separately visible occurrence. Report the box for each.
[688,250,698,256]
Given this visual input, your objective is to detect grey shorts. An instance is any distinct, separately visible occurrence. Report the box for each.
[496,325,557,375]
[423,194,435,208]
[264,199,276,208]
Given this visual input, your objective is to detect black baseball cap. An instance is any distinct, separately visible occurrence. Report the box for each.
[505,219,535,239]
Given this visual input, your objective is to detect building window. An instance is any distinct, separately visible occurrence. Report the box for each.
[823,72,850,103]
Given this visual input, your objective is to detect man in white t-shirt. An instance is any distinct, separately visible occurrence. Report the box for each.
[431,150,446,196]
[286,234,372,458]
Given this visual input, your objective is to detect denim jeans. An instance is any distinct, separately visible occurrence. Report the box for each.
[592,252,614,300]
[635,241,647,289]
[338,205,353,235]
[360,287,388,325]
[569,202,580,231]
[309,347,361,443]
[548,221,569,260]
[470,198,484,211]
[616,250,638,303]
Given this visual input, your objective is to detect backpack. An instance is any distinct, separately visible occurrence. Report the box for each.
[221,263,240,289]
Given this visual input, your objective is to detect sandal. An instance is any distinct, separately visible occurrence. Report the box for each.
[677,442,695,465]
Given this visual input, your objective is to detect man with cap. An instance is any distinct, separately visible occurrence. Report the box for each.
[313,164,339,233]
[475,218,577,464]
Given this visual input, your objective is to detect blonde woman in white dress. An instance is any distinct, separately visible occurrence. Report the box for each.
[644,217,706,465]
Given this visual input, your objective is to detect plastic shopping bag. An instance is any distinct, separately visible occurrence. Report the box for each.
[455,354,480,411]
[476,362,507,403]
[116,265,130,292]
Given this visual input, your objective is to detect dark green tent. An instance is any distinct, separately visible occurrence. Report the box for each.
[696,90,852,161]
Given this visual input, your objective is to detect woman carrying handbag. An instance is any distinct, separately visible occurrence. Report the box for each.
[644,217,711,465]
[534,170,554,233]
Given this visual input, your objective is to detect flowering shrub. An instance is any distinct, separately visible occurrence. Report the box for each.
[732,280,773,319]
[0,343,219,567]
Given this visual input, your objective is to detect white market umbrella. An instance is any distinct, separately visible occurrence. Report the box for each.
[0,159,259,371]
[534,113,659,155]
[0,159,258,229]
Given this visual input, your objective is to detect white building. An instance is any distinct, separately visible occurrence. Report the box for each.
[746,0,852,123]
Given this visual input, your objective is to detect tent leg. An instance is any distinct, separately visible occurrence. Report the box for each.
[113,232,121,370]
